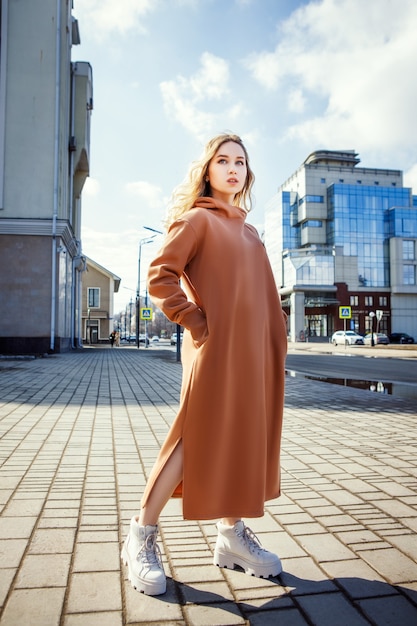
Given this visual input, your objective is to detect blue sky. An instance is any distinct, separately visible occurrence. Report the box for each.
[72,0,417,312]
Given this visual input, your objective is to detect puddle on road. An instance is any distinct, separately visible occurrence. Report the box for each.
[285,370,417,400]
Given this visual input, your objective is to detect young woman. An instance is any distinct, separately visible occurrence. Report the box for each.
[121,133,287,596]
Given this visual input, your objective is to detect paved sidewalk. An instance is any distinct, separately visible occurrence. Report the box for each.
[0,346,416,626]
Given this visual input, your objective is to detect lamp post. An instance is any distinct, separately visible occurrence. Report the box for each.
[144,225,182,363]
[136,236,156,348]
[87,307,91,344]
[369,311,375,347]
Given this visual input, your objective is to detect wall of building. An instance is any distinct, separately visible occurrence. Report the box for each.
[0,0,92,354]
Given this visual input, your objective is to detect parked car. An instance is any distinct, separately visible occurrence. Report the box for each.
[331,330,364,346]
[170,332,184,345]
[389,332,414,344]
[364,333,389,345]
[151,335,159,342]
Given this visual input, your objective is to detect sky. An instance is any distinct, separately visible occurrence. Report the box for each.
[71,0,417,313]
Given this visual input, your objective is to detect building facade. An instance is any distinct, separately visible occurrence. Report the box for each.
[265,150,417,342]
[0,0,92,354]
[82,258,120,344]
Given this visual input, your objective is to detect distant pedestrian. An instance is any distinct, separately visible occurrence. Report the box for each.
[109,330,116,347]
[121,133,287,596]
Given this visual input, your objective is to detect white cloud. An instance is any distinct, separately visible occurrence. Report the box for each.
[190,52,229,100]
[74,0,158,38]
[125,181,165,209]
[287,88,306,114]
[245,0,417,155]
[160,52,244,139]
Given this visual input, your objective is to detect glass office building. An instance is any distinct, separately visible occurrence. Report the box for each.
[265,150,417,342]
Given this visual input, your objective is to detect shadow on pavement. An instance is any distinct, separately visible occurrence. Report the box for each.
[151,572,417,625]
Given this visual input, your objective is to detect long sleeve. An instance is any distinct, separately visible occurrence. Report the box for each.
[147,218,209,346]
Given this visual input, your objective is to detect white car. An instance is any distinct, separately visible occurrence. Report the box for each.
[331,330,364,346]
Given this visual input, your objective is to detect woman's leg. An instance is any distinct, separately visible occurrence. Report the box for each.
[139,441,183,526]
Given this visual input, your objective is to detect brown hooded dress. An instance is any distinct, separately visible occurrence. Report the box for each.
[141,197,287,520]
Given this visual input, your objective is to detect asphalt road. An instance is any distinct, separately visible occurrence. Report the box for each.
[285,352,417,385]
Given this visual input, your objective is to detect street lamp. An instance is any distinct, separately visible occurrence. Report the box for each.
[369,311,375,347]
[136,236,157,348]
[144,225,182,363]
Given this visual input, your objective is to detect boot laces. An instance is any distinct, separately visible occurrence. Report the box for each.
[237,524,265,555]
[138,532,163,568]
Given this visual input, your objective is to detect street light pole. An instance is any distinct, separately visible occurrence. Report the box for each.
[144,225,182,362]
[369,311,375,347]
[136,236,156,348]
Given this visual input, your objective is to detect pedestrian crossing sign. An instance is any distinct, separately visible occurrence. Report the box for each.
[140,307,152,320]
[339,306,352,319]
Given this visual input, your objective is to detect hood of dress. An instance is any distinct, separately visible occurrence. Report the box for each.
[194,196,246,220]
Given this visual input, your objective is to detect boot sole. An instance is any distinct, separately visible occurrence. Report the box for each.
[121,545,167,596]
[214,548,282,578]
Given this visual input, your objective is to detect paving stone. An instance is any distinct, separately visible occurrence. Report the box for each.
[297,591,371,625]
[0,538,27,568]
[0,517,37,539]
[28,528,76,554]
[63,611,123,626]
[0,568,16,608]
[0,587,65,626]
[183,602,246,625]
[72,541,121,572]
[360,547,417,585]
[123,576,183,623]
[15,553,71,588]
[357,593,417,625]
[295,532,357,562]
[66,572,122,613]
[1,347,416,625]
[248,607,310,625]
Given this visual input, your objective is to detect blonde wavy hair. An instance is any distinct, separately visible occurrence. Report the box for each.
[165,133,255,227]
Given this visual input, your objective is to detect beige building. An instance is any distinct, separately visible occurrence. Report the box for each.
[82,258,121,344]
[0,0,92,354]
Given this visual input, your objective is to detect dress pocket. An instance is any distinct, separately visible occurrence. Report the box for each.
[191,322,209,348]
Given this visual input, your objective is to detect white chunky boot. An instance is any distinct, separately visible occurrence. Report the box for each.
[214,520,282,578]
[121,517,166,595]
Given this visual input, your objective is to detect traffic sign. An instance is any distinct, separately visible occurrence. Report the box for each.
[339,306,352,319]
[140,307,152,320]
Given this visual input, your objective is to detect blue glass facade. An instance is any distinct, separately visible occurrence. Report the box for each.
[327,184,413,287]
[282,191,300,250]
[385,207,417,238]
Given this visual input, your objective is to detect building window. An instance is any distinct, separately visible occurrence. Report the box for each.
[350,295,358,306]
[402,220,414,234]
[403,265,416,285]
[379,296,387,306]
[302,220,323,228]
[365,296,373,306]
[299,195,324,205]
[88,288,100,308]
[320,178,326,184]
[403,240,415,260]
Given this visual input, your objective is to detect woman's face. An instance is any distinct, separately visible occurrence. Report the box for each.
[206,141,247,203]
